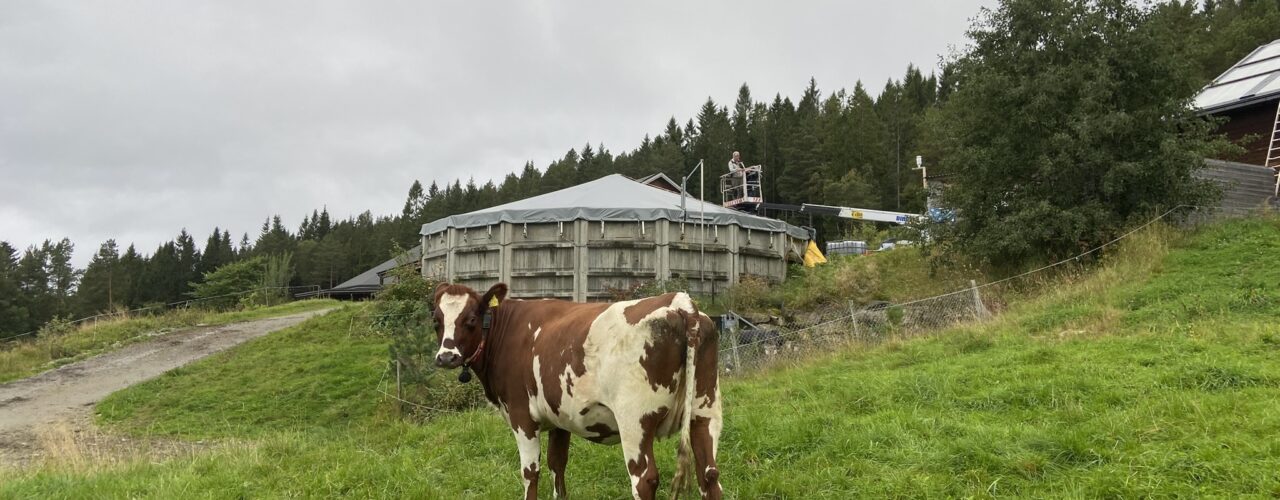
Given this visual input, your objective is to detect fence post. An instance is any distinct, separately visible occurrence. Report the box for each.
[395,359,403,417]
[728,314,742,372]
[849,302,861,339]
[969,280,990,320]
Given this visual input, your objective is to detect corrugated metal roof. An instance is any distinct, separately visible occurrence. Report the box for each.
[1194,39,1280,113]
[420,174,809,238]
[329,245,421,291]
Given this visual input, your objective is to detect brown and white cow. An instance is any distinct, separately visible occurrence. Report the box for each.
[432,282,723,500]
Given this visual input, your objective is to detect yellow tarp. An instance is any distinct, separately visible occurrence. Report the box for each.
[803,240,827,267]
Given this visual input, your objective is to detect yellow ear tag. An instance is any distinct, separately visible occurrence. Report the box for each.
[489,296,500,308]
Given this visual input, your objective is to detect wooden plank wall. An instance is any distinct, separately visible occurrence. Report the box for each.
[422,220,806,301]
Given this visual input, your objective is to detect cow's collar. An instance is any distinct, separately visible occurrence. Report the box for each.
[458,306,497,383]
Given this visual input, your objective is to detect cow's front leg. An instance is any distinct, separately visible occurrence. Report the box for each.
[548,427,571,498]
[513,427,541,500]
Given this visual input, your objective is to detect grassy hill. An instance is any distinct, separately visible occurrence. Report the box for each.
[0,299,341,383]
[1,217,1276,498]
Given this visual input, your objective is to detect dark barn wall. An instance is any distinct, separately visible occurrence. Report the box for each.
[1213,99,1278,166]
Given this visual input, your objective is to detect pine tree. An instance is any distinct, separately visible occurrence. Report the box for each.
[118,244,145,308]
[298,214,312,241]
[515,165,538,199]
[542,149,579,192]
[44,238,79,318]
[763,95,795,202]
[197,227,234,278]
[16,244,52,330]
[777,81,823,204]
[316,208,332,240]
[838,82,891,208]
[691,98,733,196]
[664,118,686,153]
[176,229,200,296]
[76,239,121,316]
[499,173,520,201]
[0,241,29,336]
[731,84,755,156]
[403,180,426,219]
[255,215,296,258]
[238,233,253,257]
[576,143,595,183]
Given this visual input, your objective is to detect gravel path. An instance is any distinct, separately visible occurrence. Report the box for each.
[0,309,333,467]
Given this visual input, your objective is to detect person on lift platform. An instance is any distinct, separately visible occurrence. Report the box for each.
[728,151,761,199]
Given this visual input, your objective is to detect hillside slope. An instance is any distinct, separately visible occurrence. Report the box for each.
[0,299,341,384]
[1,217,1277,498]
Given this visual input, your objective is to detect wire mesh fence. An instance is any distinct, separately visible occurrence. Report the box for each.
[719,280,995,375]
[717,203,1275,376]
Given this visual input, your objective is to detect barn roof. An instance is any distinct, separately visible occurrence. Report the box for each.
[297,245,420,298]
[420,174,809,238]
[1194,39,1280,113]
[633,172,683,193]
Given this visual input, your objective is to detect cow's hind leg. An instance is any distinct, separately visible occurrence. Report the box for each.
[690,406,723,499]
[619,409,666,500]
[548,427,570,498]
[512,428,541,500]
[691,318,724,499]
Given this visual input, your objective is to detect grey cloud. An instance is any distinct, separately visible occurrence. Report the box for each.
[1,0,990,265]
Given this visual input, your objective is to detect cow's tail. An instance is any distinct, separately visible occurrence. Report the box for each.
[670,306,704,500]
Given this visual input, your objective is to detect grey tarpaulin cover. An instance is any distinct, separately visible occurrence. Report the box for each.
[420,174,809,239]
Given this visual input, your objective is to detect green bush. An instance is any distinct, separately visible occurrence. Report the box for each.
[189,257,265,308]
[725,275,772,311]
[368,265,485,419]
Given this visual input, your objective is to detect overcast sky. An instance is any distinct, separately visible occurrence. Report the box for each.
[1,1,991,266]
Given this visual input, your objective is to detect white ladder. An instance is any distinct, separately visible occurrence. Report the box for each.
[1269,100,1280,197]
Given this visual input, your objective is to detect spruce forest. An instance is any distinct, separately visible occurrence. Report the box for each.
[1,0,1276,338]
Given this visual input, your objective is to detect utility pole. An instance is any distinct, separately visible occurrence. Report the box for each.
[680,160,707,293]
[896,122,902,211]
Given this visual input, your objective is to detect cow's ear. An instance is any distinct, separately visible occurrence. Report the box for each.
[480,283,509,310]
[432,283,450,306]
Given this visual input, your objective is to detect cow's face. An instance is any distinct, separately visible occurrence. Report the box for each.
[432,283,507,369]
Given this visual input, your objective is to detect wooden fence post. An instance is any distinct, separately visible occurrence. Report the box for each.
[728,314,742,372]
[970,279,990,320]
[395,359,403,417]
[849,302,861,339]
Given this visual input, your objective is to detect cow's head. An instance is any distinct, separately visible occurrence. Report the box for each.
[432,282,508,369]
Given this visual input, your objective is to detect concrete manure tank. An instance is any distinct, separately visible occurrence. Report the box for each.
[420,174,810,301]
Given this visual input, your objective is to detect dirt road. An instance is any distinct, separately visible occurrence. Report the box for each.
[0,309,333,466]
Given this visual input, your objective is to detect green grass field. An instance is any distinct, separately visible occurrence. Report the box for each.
[1,218,1276,498]
[0,299,341,383]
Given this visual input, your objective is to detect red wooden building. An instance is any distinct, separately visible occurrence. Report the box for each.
[1194,39,1280,200]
